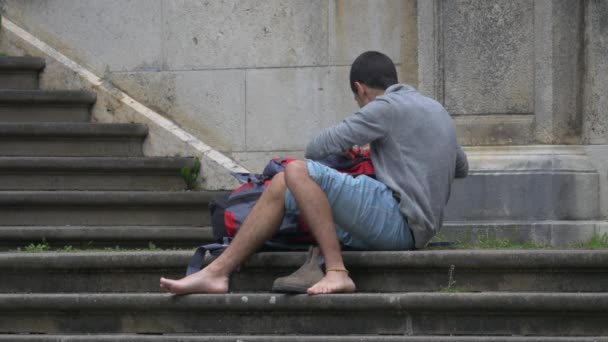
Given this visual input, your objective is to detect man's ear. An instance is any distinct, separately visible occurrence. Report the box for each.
[354,82,366,98]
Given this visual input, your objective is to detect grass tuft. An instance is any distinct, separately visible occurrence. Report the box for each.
[476,236,551,249]
[181,158,201,190]
[24,239,50,253]
[575,233,608,249]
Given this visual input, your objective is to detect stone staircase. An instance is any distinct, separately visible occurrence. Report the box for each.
[0,56,607,341]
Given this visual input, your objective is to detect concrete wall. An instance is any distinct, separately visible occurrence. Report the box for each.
[0,0,416,172]
[417,0,594,146]
[583,0,608,219]
[0,0,606,222]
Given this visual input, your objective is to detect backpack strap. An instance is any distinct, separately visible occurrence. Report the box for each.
[186,243,229,276]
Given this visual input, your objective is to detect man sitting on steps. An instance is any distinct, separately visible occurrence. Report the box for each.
[160,51,469,295]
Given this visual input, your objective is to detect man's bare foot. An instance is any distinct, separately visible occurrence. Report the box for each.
[160,268,229,295]
[306,270,356,295]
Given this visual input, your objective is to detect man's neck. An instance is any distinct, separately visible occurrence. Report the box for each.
[368,88,386,99]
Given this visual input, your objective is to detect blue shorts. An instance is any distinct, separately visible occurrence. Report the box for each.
[284,160,415,250]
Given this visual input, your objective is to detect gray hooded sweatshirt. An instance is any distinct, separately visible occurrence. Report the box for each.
[305,84,468,249]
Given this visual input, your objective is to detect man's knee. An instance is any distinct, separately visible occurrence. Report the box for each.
[284,160,310,187]
[266,172,287,200]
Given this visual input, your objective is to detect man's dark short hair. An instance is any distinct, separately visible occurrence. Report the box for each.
[349,51,398,94]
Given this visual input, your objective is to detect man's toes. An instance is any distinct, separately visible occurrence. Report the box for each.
[160,278,178,293]
[307,285,318,295]
[307,284,327,295]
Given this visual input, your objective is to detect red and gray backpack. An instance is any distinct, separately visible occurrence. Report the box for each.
[186,152,375,275]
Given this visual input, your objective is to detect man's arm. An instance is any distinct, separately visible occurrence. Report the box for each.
[455,145,468,179]
[305,99,392,160]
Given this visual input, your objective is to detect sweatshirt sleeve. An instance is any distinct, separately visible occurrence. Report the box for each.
[455,145,468,179]
[305,98,392,160]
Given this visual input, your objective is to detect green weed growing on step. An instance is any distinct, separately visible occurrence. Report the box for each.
[13,240,192,253]
[438,285,478,293]
[445,264,457,290]
[24,239,51,253]
[575,233,608,249]
[427,234,553,249]
[427,233,464,249]
[476,235,551,249]
[439,266,480,293]
[181,158,201,190]
[148,241,159,251]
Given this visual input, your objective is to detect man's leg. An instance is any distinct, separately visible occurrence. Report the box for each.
[159,172,287,295]
[284,160,355,295]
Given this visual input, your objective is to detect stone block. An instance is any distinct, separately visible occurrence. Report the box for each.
[246,66,357,151]
[442,0,534,115]
[583,0,608,144]
[110,70,246,151]
[438,221,607,248]
[454,115,534,145]
[534,0,584,144]
[550,224,597,248]
[328,0,404,65]
[445,146,601,221]
[0,0,163,73]
[162,0,328,69]
[584,145,608,219]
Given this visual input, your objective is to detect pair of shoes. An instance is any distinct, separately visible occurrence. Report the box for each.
[272,246,324,293]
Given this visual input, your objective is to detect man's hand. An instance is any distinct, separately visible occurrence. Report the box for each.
[344,144,371,160]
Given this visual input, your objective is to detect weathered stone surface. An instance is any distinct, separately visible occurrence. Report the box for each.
[163,0,328,69]
[328,0,403,65]
[1,293,607,335]
[439,221,608,248]
[584,145,608,219]
[534,0,585,144]
[0,56,45,89]
[4,250,608,294]
[110,70,246,151]
[0,191,216,226]
[0,156,194,191]
[246,66,357,151]
[0,226,214,250]
[0,123,145,157]
[399,0,419,87]
[0,335,607,342]
[454,114,534,145]
[419,0,592,146]
[0,0,163,73]
[583,0,608,145]
[232,150,305,173]
[442,0,534,115]
[446,146,600,221]
[0,89,95,122]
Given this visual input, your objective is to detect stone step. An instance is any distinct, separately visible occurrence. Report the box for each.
[0,56,45,89]
[0,157,196,190]
[0,123,147,156]
[0,89,96,122]
[0,191,221,226]
[1,335,606,342]
[0,292,606,335]
[438,220,608,248]
[0,226,214,251]
[2,250,607,293]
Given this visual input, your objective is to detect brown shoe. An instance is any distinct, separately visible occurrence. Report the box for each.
[272,246,324,293]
